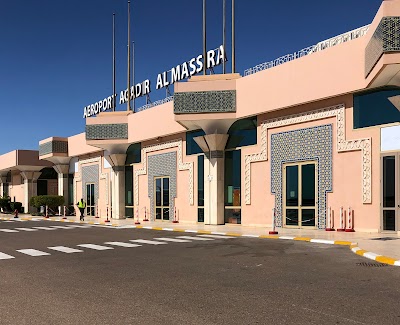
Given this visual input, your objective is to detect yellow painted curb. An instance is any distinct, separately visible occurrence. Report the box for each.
[355,249,367,256]
[375,256,397,265]
[88,222,95,225]
[259,235,279,239]
[172,229,186,232]
[225,232,242,237]
[294,237,311,242]
[152,227,163,231]
[197,230,212,234]
[334,241,353,246]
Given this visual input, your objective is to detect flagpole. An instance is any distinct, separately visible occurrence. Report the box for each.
[127,0,131,111]
[132,41,135,112]
[223,0,226,74]
[112,13,116,111]
[203,0,206,75]
[232,0,235,74]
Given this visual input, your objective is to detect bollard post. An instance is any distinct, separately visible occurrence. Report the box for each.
[135,206,141,225]
[173,206,179,223]
[14,209,18,219]
[337,206,345,231]
[62,206,67,220]
[58,206,61,216]
[105,206,110,223]
[269,208,278,235]
[325,206,334,231]
[45,205,49,219]
[143,207,149,221]
[95,205,99,218]
[345,207,355,232]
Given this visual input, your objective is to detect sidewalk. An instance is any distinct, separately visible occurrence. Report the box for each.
[2,213,400,266]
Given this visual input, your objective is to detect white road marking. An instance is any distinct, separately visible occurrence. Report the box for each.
[162,228,174,231]
[77,244,114,251]
[184,230,198,233]
[154,237,192,243]
[3,221,15,223]
[130,239,167,245]
[310,239,335,245]
[0,252,15,260]
[176,236,215,241]
[17,249,50,256]
[15,228,38,232]
[0,229,18,233]
[49,226,72,229]
[279,236,295,240]
[116,225,137,229]
[48,246,83,253]
[241,234,259,238]
[142,226,153,229]
[33,227,56,230]
[104,242,141,248]
[65,225,92,228]
[197,234,234,239]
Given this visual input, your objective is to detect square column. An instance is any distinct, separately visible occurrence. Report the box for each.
[0,175,7,197]
[53,165,70,204]
[105,154,126,220]
[20,171,41,213]
[194,134,229,225]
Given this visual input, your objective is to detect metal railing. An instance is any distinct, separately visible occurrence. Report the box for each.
[244,25,370,76]
[136,96,174,112]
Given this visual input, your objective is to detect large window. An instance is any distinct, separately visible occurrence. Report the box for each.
[224,150,241,224]
[225,117,257,150]
[125,166,134,218]
[186,129,205,155]
[198,155,204,222]
[126,143,141,165]
[354,87,400,129]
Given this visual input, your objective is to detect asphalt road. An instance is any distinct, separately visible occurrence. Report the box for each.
[0,219,399,325]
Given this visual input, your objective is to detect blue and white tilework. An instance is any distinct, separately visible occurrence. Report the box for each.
[271,125,333,229]
[148,152,177,221]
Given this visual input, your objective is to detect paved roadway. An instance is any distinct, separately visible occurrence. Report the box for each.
[0,219,399,325]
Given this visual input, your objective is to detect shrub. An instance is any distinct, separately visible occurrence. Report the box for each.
[10,202,23,213]
[0,197,10,209]
[30,195,65,210]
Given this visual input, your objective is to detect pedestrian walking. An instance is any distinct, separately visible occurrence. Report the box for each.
[77,198,86,221]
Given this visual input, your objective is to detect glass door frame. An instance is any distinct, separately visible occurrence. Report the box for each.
[154,176,170,222]
[381,152,399,232]
[282,160,318,229]
[86,183,95,216]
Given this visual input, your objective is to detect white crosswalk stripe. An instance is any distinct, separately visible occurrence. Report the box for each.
[17,249,50,256]
[197,234,234,239]
[33,227,57,230]
[154,237,192,243]
[48,246,83,254]
[104,242,142,248]
[77,244,114,251]
[0,229,18,233]
[3,221,15,223]
[0,252,15,260]
[176,236,215,241]
[130,239,167,245]
[49,226,73,229]
[15,228,38,232]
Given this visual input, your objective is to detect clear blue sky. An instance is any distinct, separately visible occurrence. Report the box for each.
[0,0,382,155]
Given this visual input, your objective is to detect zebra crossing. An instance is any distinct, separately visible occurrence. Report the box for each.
[0,224,97,234]
[0,235,235,260]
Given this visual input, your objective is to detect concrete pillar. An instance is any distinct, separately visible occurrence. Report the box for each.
[0,175,7,197]
[20,171,41,213]
[53,164,69,205]
[194,134,229,225]
[105,154,126,219]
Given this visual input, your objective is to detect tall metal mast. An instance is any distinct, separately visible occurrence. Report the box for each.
[132,41,135,112]
[203,0,206,75]
[232,0,235,73]
[127,0,131,111]
[112,13,116,111]
[223,0,226,74]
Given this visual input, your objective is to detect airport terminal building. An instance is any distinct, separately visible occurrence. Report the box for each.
[1,0,400,233]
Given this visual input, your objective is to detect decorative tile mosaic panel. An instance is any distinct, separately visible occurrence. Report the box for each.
[86,124,128,140]
[174,90,236,114]
[81,165,99,205]
[148,152,177,221]
[39,141,68,156]
[365,16,400,77]
[271,125,333,229]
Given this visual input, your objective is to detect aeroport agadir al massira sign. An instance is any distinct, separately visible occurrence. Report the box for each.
[83,45,226,118]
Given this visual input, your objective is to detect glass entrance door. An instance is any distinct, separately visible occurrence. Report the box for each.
[155,177,170,221]
[382,154,397,231]
[86,183,95,216]
[283,161,317,228]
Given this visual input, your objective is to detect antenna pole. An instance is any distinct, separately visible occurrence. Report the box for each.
[203,0,206,75]
[112,13,116,111]
[223,0,226,74]
[232,0,235,73]
[127,1,131,111]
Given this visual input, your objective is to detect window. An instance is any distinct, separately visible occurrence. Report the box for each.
[353,87,400,129]
[225,117,257,149]
[125,165,133,218]
[186,129,205,155]
[126,143,141,165]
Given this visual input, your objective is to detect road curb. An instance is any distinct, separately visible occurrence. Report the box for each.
[2,216,399,266]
